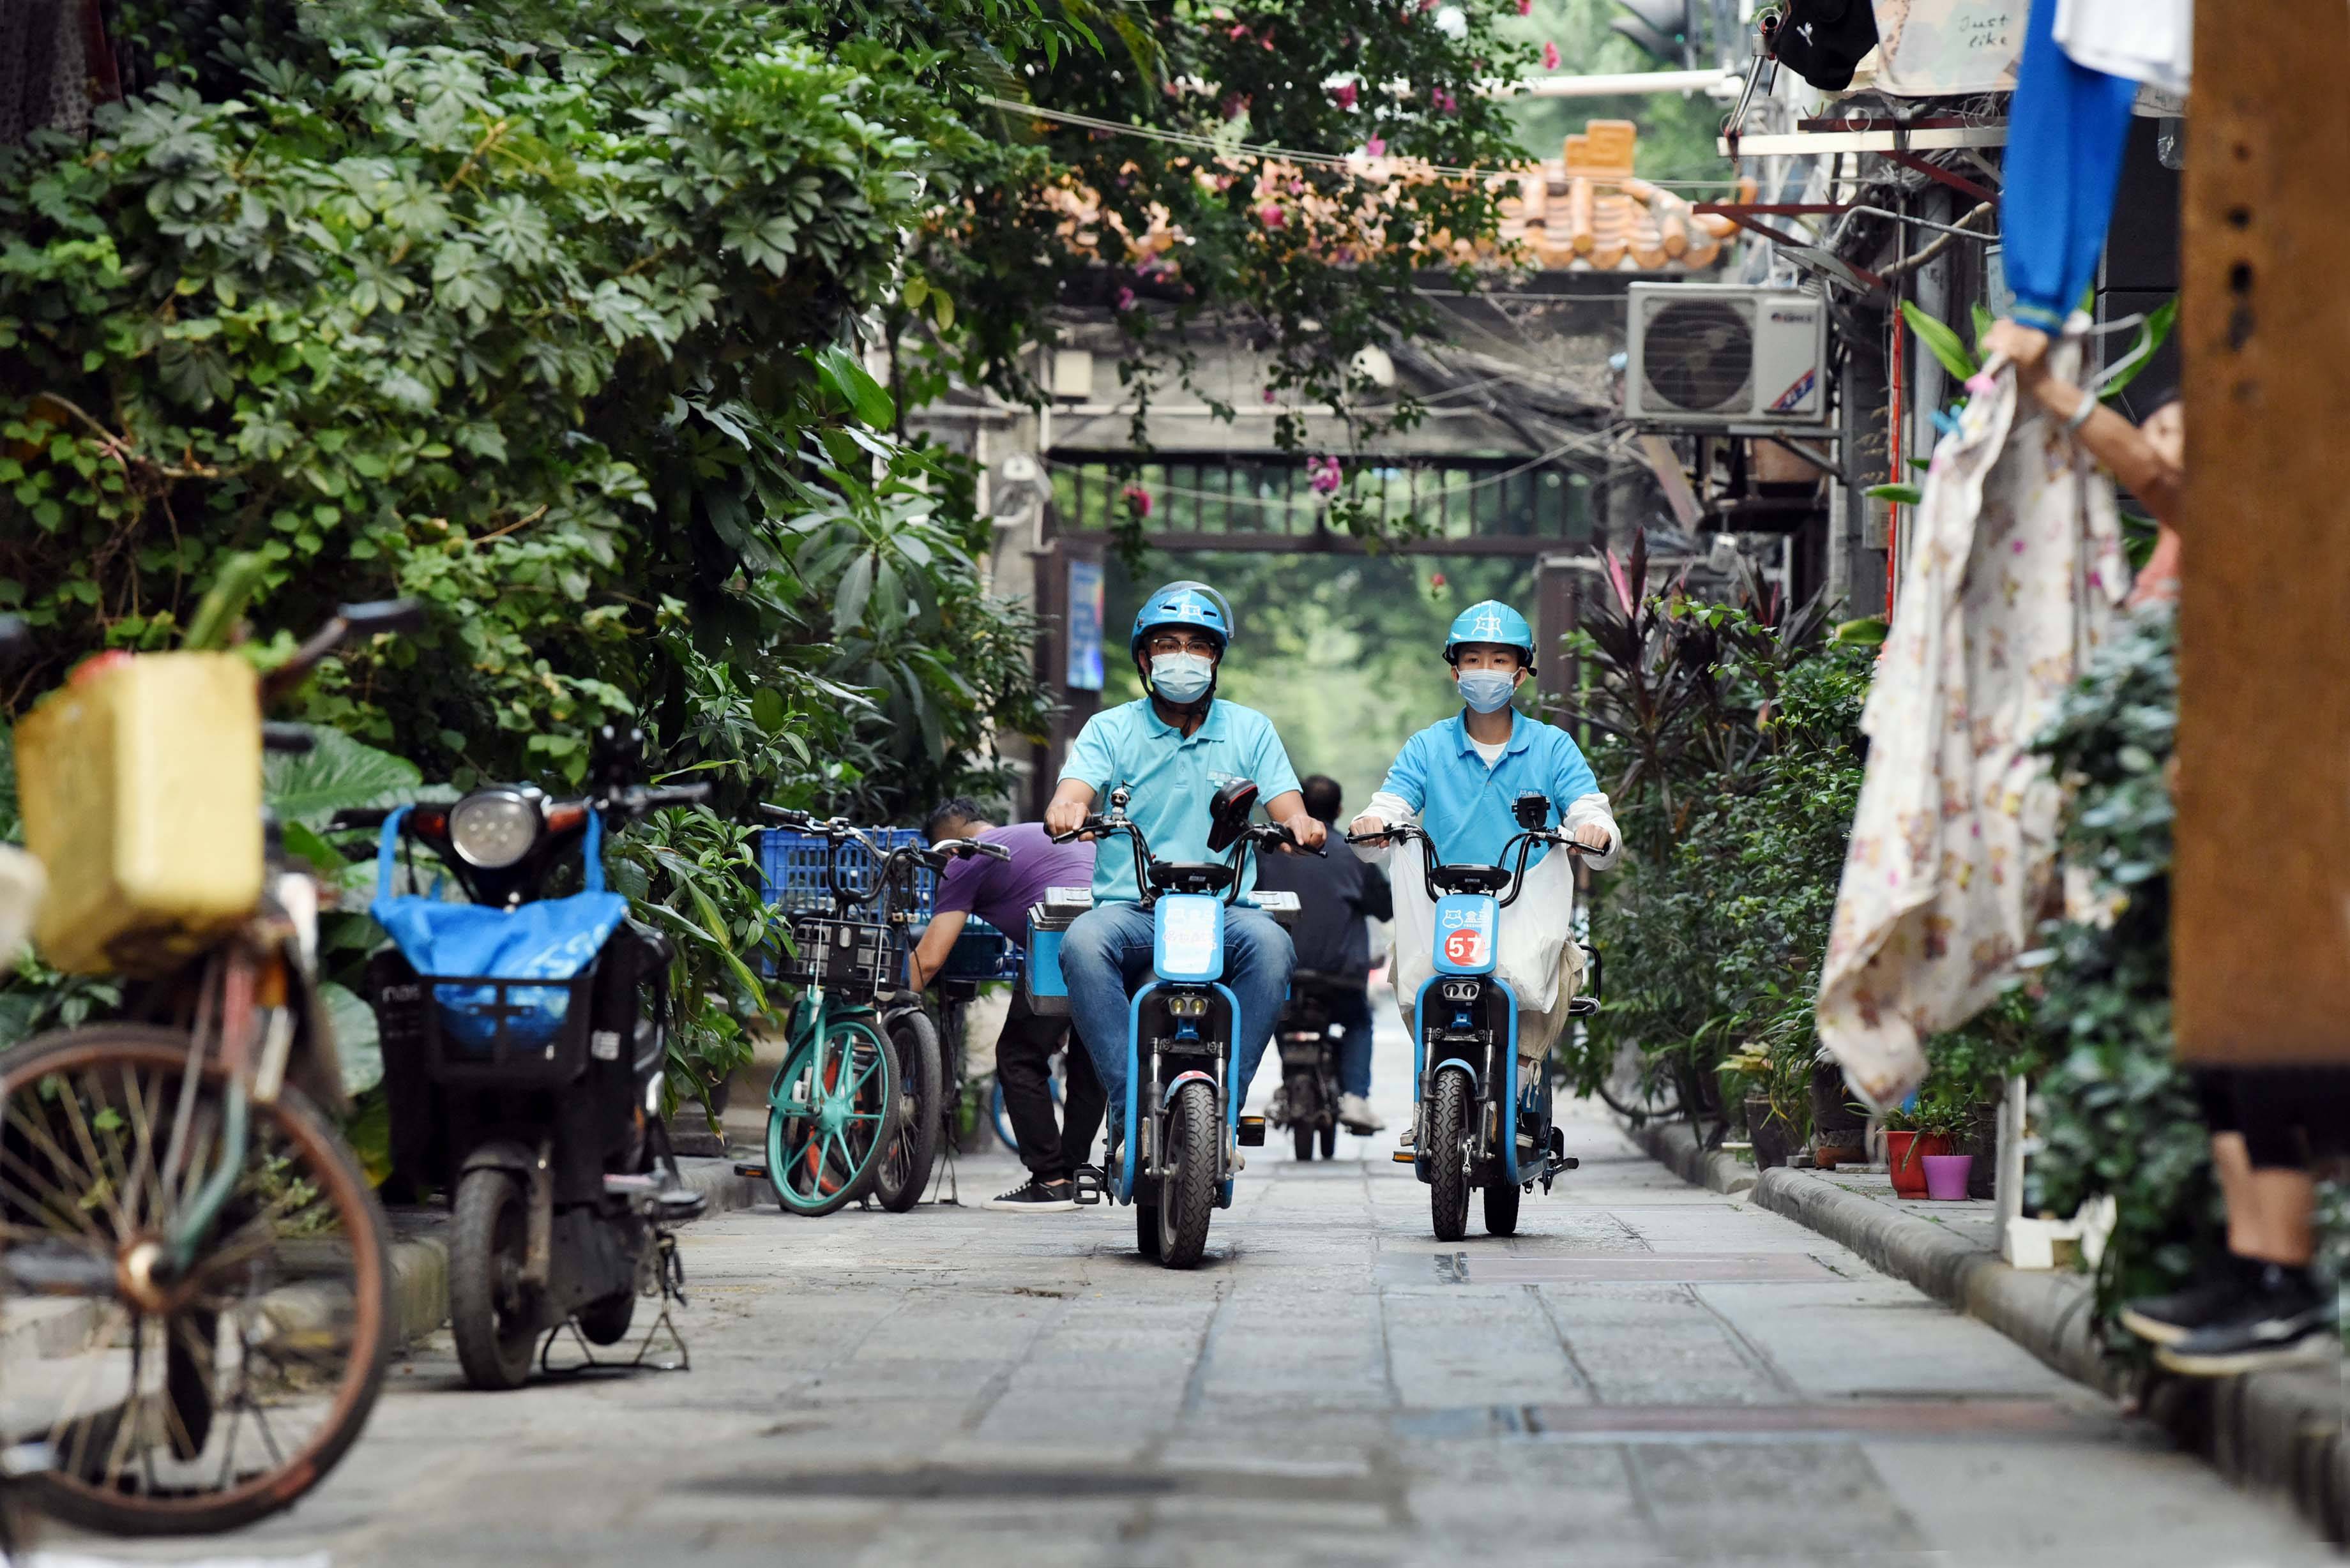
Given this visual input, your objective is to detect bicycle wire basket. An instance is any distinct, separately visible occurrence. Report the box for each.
[776,916,906,991]
[372,962,601,1087]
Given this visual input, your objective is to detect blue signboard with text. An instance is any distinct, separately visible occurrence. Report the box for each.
[1066,557,1105,691]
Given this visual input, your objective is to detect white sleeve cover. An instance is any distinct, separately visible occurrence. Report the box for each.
[1354,790,1420,863]
[1562,791,1623,872]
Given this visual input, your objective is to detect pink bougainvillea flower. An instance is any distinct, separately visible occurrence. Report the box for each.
[1331,80,1359,109]
[1228,22,1250,38]
[1517,0,1532,13]
[1122,485,1155,518]
[1116,287,1137,311]
[1263,388,1277,403]
[1221,92,1249,121]
[1430,571,1448,589]
[1433,87,1458,112]
[1257,204,1287,229]
[1308,456,1344,494]
[1363,136,1387,158]
[1289,178,1306,195]
[1543,40,1561,70]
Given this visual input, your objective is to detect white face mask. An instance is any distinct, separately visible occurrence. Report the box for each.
[1455,668,1518,713]
[1149,651,1215,704]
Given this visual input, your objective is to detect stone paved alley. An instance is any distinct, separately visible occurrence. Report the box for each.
[45,1001,2329,1568]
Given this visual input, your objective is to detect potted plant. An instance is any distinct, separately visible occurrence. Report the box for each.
[1723,1041,1810,1171]
[1810,1053,1867,1169]
[1883,1098,1966,1198]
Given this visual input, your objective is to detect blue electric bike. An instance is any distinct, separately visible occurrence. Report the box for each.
[1028,783,1304,1269]
[1351,792,1601,1241]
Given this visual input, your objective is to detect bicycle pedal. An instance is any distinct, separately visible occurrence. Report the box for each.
[1391,1149,1416,1164]
[732,1161,768,1180]
[1236,1115,1267,1147]
[1071,1166,1107,1205]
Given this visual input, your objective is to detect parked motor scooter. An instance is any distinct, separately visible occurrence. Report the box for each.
[343,727,712,1389]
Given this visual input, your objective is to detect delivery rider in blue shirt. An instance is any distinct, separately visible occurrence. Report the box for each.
[1349,601,1621,1144]
[1043,582,1328,1149]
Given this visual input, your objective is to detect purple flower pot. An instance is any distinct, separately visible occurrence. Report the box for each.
[1922,1153,1975,1201]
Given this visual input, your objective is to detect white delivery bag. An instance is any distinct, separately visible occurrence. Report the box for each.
[1383,838,1584,1060]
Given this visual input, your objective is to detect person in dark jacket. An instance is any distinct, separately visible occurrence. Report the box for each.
[1250,776,1392,1131]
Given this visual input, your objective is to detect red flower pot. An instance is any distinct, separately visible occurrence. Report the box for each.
[1886,1131,1955,1197]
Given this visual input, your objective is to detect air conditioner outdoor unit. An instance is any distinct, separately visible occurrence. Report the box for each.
[1625,283,1828,429]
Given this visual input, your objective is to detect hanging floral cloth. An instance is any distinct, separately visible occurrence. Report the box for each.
[1815,334,2128,1104]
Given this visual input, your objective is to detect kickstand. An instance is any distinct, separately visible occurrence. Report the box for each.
[535,1230,691,1378]
[930,1137,961,1207]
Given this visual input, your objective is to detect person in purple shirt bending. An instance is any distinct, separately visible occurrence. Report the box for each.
[907,799,1105,1212]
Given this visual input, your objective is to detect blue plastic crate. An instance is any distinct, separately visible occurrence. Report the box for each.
[758,827,935,919]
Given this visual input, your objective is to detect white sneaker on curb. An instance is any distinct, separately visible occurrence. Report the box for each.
[1338,1093,1386,1133]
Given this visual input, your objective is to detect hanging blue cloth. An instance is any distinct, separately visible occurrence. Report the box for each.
[1999,0,2140,331]
[370,806,629,1050]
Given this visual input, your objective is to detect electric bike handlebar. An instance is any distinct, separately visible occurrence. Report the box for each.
[1344,822,1605,908]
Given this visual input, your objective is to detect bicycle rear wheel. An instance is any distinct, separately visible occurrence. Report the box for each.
[0,1025,391,1536]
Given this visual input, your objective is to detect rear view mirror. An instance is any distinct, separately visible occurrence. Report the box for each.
[1206,779,1261,853]
[339,598,428,637]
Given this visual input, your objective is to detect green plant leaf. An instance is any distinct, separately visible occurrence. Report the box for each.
[321,981,382,1094]
[834,551,875,635]
[1865,483,1923,507]
[750,687,788,734]
[264,728,421,827]
[814,344,895,430]
[1832,616,1889,645]
[1900,300,1980,383]
[183,552,270,651]
[2098,296,2179,402]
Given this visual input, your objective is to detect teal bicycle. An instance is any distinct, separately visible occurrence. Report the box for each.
[743,810,1005,1216]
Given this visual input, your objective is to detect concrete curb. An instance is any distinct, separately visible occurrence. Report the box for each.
[1626,1116,2350,1544]
[381,1156,764,1349]
[1625,1116,1755,1196]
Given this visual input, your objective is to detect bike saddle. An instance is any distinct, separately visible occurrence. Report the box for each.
[1148,860,1236,896]
[1429,865,1510,896]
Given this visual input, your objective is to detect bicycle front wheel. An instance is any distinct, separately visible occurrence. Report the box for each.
[0,1025,392,1536]
[764,1023,897,1217]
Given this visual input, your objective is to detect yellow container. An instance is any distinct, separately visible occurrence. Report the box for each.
[14,652,263,975]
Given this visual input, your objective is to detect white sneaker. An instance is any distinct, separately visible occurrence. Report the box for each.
[1338,1093,1386,1133]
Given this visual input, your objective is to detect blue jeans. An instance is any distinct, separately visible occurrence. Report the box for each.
[1325,985,1375,1099]
[1061,901,1295,1125]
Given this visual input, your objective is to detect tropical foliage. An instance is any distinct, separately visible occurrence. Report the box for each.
[0,0,1529,1106]
[2026,608,2216,1328]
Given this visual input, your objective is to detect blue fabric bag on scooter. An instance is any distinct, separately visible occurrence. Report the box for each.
[370,806,628,1052]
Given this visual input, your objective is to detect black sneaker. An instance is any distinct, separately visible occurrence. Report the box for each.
[986,1176,1076,1213]
[2119,1258,2257,1346]
[2154,1263,2339,1376]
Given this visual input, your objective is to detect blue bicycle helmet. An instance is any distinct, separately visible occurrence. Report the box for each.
[1130,581,1234,659]
[1443,599,1536,665]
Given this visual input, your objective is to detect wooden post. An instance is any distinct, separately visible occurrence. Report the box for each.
[2172,0,2350,1063]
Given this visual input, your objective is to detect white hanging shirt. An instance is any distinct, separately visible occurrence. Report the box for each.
[2052,0,2190,94]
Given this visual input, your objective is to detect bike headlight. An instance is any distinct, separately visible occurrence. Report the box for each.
[448,789,540,869]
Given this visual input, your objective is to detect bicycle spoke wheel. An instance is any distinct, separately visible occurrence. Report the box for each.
[763,1025,898,1217]
[0,1025,391,1537]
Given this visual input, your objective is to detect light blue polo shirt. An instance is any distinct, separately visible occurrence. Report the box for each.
[1060,697,1303,904]
[1376,709,1599,871]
